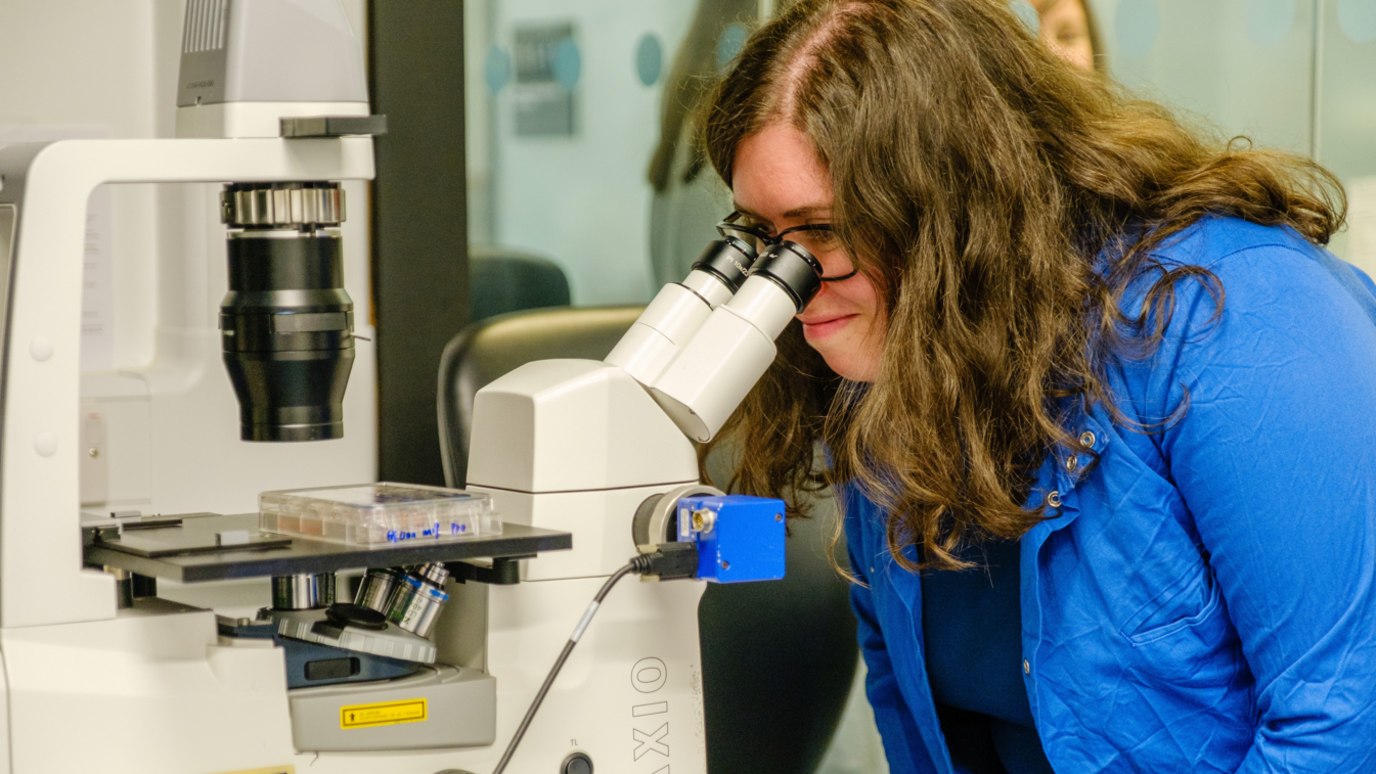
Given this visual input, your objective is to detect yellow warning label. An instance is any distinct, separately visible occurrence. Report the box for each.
[340,698,428,729]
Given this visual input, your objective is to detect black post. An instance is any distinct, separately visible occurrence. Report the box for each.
[368,0,469,485]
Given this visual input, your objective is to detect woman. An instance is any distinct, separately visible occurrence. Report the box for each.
[701,0,1376,772]
[1032,0,1098,71]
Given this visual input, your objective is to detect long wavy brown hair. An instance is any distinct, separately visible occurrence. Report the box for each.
[700,0,1345,572]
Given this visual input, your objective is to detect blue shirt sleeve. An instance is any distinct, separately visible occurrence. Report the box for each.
[1120,239,1376,773]
[844,497,935,774]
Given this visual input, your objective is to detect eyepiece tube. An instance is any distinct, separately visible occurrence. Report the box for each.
[648,242,824,442]
[691,236,756,294]
[748,241,823,312]
[605,238,760,385]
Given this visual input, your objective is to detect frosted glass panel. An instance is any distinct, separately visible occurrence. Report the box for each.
[1091,0,1315,154]
[466,0,712,305]
[1321,0,1376,274]
[1320,3,1376,181]
[469,1,1373,308]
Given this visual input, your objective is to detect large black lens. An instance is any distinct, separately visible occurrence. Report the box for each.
[219,183,355,442]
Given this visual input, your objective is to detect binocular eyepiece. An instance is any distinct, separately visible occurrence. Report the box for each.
[645,236,825,443]
[692,235,824,310]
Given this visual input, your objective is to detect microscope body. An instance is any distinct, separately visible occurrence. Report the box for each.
[0,132,803,771]
[0,135,376,772]
[0,157,717,768]
[447,237,820,771]
[462,360,710,773]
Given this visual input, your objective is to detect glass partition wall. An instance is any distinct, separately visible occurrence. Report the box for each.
[1099,0,1376,271]
[465,0,755,309]
[466,0,1376,309]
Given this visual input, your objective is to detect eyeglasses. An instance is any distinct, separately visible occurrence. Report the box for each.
[716,211,858,282]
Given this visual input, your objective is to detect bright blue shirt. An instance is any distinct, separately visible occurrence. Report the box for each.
[843,217,1376,773]
[922,537,1054,773]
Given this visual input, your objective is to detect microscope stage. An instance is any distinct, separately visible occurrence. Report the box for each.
[84,511,571,582]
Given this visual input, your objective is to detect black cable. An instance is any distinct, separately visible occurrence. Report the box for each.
[490,557,649,774]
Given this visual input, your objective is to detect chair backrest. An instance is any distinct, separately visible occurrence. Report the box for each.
[437,305,858,774]
[438,305,643,488]
[468,245,572,323]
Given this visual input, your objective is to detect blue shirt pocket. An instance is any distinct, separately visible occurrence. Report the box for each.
[1120,556,1217,644]
[1119,561,1246,689]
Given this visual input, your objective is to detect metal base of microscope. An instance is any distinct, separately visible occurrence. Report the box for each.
[288,663,497,752]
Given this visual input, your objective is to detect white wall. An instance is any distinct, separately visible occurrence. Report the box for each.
[0,0,369,370]
[0,0,162,368]
[0,0,377,521]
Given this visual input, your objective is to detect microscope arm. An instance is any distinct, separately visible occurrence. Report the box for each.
[0,137,373,629]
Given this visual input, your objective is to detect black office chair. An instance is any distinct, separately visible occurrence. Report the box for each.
[437,306,858,774]
[438,306,643,488]
[468,245,572,322]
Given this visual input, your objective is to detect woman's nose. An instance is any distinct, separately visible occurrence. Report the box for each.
[797,282,831,317]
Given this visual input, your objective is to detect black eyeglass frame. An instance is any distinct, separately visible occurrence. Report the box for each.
[716,211,859,282]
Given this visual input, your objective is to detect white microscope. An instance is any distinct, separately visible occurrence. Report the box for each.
[0,2,825,772]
